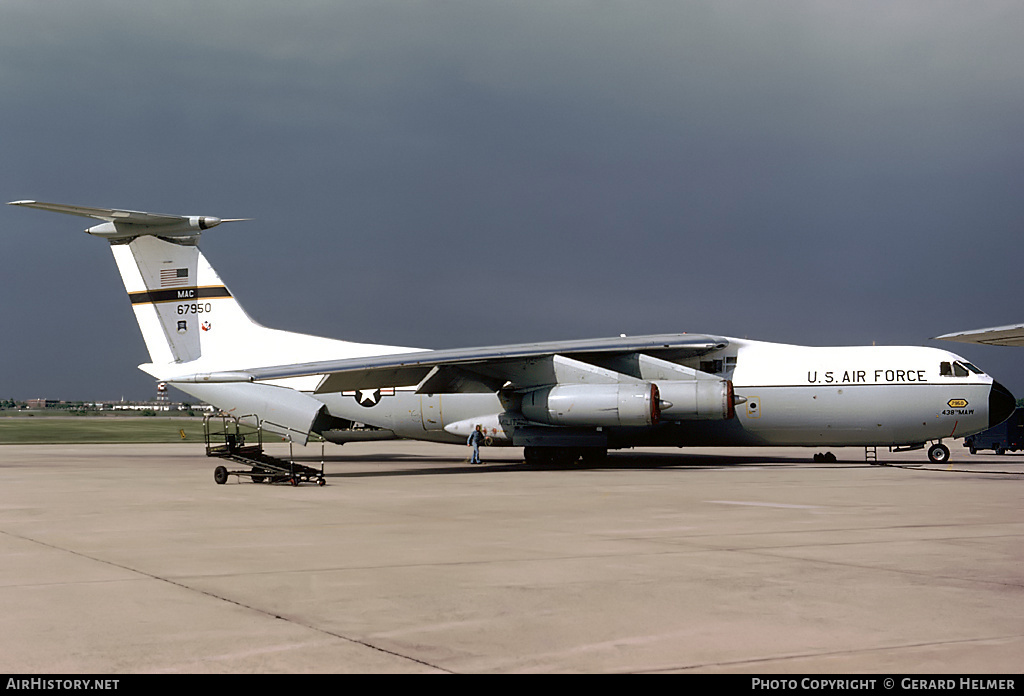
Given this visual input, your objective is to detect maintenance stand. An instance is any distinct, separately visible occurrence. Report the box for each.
[204,414,326,486]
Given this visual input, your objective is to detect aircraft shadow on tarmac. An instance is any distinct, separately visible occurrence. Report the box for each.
[279,450,865,478]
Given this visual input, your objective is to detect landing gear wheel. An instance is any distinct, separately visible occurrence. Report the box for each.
[927,443,950,464]
[214,466,228,485]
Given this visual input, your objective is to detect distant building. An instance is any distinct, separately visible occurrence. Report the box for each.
[26,399,60,409]
[21,398,214,413]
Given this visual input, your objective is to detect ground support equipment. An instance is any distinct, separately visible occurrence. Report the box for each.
[204,415,326,486]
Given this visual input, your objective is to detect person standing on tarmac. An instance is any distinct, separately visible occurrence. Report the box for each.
[468,424,485,465]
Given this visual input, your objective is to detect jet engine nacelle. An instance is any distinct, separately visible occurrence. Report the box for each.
[656,379,736,420]
[521,383,661,427]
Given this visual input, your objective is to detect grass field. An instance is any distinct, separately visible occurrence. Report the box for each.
[0,417,208,444]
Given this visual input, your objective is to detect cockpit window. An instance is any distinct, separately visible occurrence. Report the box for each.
[941,360,983,378]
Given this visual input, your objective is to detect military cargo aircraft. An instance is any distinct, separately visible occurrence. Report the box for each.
[10,201,1016,465]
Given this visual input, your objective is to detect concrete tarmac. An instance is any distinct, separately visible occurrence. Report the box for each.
[1,441,1021,674]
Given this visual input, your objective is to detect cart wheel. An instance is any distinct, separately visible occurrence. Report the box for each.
[317,477,326,486]
[214,466,228,485]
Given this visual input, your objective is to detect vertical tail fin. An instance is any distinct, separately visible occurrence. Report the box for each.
[111,233,274,367]
[9,201,273,367]
[113,234,220,364]
[8,201,417,376]
[9,200,421,444]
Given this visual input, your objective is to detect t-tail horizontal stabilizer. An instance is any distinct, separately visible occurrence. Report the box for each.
[8,200,249,241]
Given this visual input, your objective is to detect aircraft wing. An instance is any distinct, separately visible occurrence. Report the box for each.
[9,201,188,225]
[935,324,1024,348]
[173,333,729,393]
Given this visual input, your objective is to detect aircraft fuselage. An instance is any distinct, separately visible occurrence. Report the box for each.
[317,340,1008,451]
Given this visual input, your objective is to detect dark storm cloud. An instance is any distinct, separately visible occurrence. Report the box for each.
[2,1,1022,400]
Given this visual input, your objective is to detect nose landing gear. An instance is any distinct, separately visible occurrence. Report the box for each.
[927,442,950,464]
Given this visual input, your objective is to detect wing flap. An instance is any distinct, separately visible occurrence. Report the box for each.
[414,366,504,394]
[229,333,729,393]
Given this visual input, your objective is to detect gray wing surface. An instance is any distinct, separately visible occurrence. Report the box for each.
[935,324,1024,348]
[203,333,729,393]
[8,200,246,239]
[9,201,187,225]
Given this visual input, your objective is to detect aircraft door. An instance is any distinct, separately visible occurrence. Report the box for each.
[420,394,444,431]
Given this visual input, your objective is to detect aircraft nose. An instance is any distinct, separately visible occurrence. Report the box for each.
[989,380,1016,428]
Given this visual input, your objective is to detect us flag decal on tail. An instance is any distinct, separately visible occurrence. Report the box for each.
[160,268,189,287]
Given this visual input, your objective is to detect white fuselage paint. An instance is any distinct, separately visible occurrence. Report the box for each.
[315,339,995,449]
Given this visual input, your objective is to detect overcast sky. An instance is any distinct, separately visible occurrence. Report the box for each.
[2,1,1022,401]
